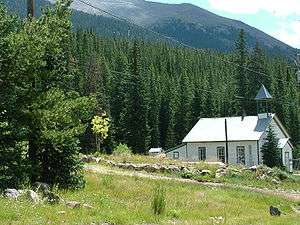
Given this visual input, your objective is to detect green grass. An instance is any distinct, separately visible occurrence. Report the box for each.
[95,154,300,191]
[1,171,299,225]
[219,170,300,191]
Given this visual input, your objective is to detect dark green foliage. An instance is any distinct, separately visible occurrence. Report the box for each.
[0,1,96,190]
[293,146,300,159]
[148,65,161,148]
[261,127,282,168]
[235,29,248,114]
[174,71,193,142]
[72,28,299,153]
[124,41,150,153]
[247,42,270,114]
[0,5,28,190]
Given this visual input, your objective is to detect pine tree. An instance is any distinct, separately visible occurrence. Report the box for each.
[148,65,161,148]
[174,70,193,142]
[159,77,176,149]
[235,29,248,115]
[110,52,130,144]
[124,41,149,153]
[261,126,282,168]
[247,42,269,114]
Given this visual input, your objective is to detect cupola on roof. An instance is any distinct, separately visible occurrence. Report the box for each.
[255,84,272,100]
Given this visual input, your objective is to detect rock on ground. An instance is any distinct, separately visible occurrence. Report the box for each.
[65,200,81,209]
[33,182,50,194]
[4,189,21,199]
[27,190,39,203]
[270,206,281,216]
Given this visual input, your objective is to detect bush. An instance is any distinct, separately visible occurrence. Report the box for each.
[113,143,132,156]
[152,185,166,215]
[256,165,295,182]
[271,167,290,181]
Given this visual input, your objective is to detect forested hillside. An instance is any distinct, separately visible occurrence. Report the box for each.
[72,30,300,154]
[2,0,298,57]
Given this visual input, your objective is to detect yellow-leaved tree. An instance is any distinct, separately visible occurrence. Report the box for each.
[91,113,110,152]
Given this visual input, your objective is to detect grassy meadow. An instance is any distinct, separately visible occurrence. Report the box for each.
[1,171,299,225]
[96,153,300,191]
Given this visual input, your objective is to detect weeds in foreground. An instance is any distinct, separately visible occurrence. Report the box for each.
[152,185,166,215]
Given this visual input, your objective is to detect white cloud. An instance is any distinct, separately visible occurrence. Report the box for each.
[208,0,300,16]
[272,21,300,48]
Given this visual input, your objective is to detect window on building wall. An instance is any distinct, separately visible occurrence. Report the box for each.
[248,145,254,166]
[217,146,225,163]
[173,151,179,159]
[236,146,246,165]
[198,147,206,161]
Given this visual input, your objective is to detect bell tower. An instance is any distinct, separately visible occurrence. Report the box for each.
[255,84,272,119]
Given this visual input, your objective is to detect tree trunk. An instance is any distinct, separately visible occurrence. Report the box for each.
[96,135,100,152]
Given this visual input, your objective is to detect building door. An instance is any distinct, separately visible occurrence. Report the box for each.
[198,147,206,161]
[217,146,225,163]
[284,152,290,168]
[236,146,246,165]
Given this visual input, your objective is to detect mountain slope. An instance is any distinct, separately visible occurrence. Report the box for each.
[2,0,297,56]
[1,0,167,43]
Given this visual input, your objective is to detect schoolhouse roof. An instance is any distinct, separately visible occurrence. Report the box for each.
[183,114,277,143]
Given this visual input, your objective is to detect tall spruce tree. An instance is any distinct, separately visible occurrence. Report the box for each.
[148,64,161,148]
[110,52,130,144]
[159,77,177,149]
[247,42,269,114]
[174,70,193,141]
[124,41,149,153]
[261,126,282,168]
[235,29,248,115]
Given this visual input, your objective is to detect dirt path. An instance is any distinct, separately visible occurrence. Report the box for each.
[85,165,300,201]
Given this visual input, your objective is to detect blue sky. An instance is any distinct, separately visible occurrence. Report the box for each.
[151,0,300,48]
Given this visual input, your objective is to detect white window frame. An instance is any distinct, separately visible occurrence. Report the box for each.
[236,146,246,165]
[198,147,206,161]
[173,151,179,159]
[217,146,225,163]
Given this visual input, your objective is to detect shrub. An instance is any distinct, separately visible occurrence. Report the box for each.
[180,172,194,179]
[152,185,166,215]
[271,167,290,181]
[113,143,132,156]
[261,127,282,168]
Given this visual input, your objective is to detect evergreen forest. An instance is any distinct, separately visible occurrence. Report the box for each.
[0,0,299,190]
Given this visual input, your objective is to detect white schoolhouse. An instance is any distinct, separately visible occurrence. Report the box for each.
[166,85,294,171]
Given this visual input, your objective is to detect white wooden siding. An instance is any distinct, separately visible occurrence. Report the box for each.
[167,141,258,167]
[166,145,187,160]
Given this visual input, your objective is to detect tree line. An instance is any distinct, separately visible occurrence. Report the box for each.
[74,29,300,155]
